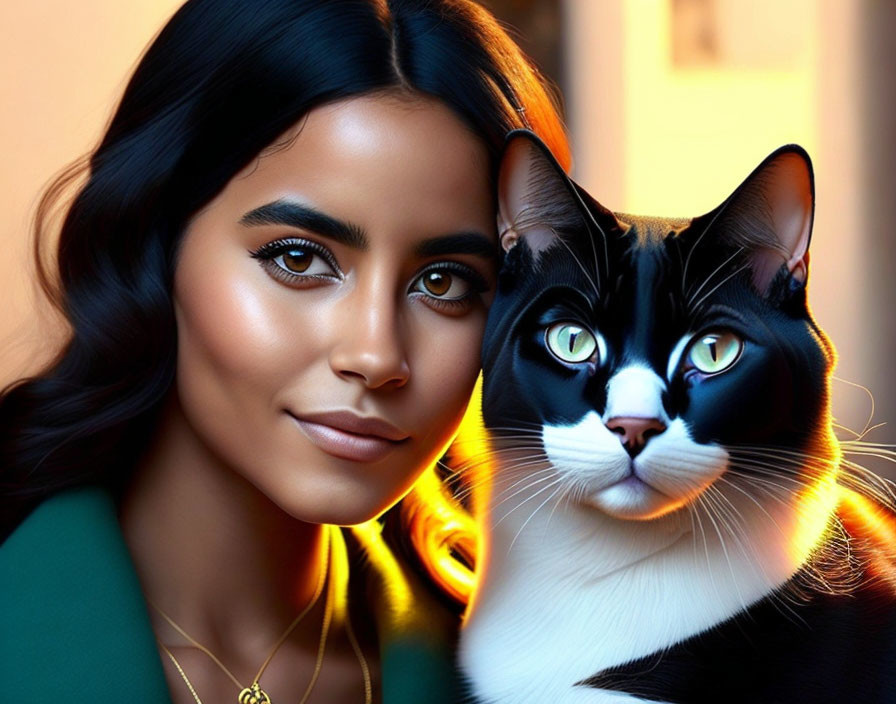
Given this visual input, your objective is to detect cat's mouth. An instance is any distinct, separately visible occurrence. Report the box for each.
[585,468,674,520]
[541,415,729,521]
[611,471,666,494]
[585,456,719,521]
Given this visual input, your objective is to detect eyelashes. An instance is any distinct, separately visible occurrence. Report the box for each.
[410,261,490,313]
[248,237,490,312]
[249,238,341,283]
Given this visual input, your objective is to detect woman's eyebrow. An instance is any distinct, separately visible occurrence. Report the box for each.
[414,233,498,261]
[239,200,367,249]
[240,199,496,261]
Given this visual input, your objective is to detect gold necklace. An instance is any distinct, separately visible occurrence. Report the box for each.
[151,526,372,704]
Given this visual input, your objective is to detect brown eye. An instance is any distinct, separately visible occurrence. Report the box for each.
[411,267,474,301]
[423,271,452,296]
[282,248,313,273]
[249,238,341,282]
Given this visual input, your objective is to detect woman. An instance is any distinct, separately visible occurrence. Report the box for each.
[0,1,569,702]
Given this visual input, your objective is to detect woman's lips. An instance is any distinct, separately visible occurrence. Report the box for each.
[287,411,409,462]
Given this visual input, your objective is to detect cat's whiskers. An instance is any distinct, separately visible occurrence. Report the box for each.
[726,462,837,491]
[719,472,856,617]
[488,466,560,510]
[446,444,546,466]
[486,420,546,431]
[725,448,836,478]
[722,464,852,581]
[512,199,602,296]
[687,262,753,317]
[490,463,557,495]
[506,481,569,555]
[571,189,611,286]
[493,473,566,531]
[831,376,879,438]
[439,443,545,474]
[715,471,795,537]
[693,493,792,628]
[691,493,724,608]
[836,421,888,441]
[692,487,782,620]
[724,464,821,507]
[724,459,815,485]
[708,482,783,590]
[841,447,896,471]
[728,441,896,509]
[842,439,896,452]
[695,486,750,613]
[686,499,702,582]
[445,455,550,504]
[543,476,574,534]
[685,245,745,308]
[680,192,737,296]
[462,451,551,488]
[726,460,822,484]
[585,216,604,299]
[553,231,601,299]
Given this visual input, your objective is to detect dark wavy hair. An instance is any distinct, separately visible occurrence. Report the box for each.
[0,0,569,607]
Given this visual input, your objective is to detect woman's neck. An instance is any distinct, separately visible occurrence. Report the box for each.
[118,390,329,660]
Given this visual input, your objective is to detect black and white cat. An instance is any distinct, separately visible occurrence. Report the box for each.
[457,131,896,703]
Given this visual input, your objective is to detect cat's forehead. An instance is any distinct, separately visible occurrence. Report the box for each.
[613,213,692,249]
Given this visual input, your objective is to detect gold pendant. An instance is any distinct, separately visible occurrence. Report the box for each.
[238,682,271,704]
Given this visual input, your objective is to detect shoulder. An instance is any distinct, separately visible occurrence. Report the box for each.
[1,485,136,595]
[0,485,173,702]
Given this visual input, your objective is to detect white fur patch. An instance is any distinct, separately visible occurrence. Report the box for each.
[460,404,833,704]
[540,366,723,521]
[542,412,631,494]
[666,334,692,381]
[602,365,670,423]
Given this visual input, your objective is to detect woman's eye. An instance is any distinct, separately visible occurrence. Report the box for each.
[686,331,743,374]
[273,246,335,276]
[409,264,489,314]
[545,322,601,364]
[249,239,340,282]
[413,269,471,300]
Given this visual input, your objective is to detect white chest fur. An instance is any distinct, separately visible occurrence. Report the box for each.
[458,441,838,704]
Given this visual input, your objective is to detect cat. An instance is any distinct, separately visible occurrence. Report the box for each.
[456,130,896,704]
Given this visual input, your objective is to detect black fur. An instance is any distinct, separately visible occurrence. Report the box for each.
[469,130,896,703]
[580,573,896,703]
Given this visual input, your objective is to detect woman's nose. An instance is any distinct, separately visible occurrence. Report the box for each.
[327,288,410,390]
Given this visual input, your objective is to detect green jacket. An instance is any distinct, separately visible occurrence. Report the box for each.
[0,486,462,702]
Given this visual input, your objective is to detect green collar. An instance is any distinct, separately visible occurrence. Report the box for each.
[0,486,462,703]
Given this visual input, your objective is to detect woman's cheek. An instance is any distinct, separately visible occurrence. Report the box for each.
[414,310,487,444]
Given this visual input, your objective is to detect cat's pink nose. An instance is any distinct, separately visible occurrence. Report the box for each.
[605,416,667,457]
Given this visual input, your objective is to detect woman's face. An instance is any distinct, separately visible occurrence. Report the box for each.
[172,93,497,525]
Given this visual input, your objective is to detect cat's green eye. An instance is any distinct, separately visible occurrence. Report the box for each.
[687,332,743,374]
[545,323,600,364]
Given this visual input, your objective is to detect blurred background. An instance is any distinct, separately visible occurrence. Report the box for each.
[2,0,894,477]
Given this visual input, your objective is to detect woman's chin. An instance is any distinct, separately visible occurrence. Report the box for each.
[258,482,392,527]
[291,500,390,528]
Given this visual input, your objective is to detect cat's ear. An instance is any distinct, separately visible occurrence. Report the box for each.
[706,144,815,294]
[497,129,589,260]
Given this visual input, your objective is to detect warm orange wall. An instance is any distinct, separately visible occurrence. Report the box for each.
[0,0,183,385]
